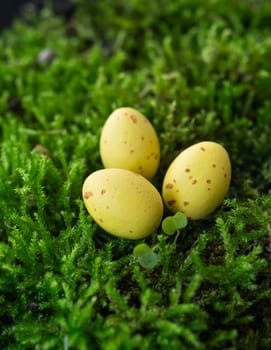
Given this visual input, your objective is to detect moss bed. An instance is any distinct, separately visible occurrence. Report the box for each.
[1,1,271,349]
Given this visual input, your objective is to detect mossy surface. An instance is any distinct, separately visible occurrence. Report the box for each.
[1,1,271,349]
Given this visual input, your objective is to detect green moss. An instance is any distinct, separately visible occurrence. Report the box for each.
[1,1,271,349]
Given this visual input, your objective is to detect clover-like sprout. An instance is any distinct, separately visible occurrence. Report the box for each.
[162,212,188,243]
[133,243,158,269]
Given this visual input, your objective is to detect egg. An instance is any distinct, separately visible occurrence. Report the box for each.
[82,168,163,239]
[100,107,160,180]
[162,141,231,220]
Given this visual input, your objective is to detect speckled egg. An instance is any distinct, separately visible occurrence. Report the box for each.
[162,141,231,220]
[100,107,160,180]
[82,168,163,239]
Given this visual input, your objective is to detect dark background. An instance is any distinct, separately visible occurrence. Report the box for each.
[0,1,75,30]
[0,1,27,29]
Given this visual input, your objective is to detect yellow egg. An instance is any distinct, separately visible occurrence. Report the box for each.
[162,141,231,220]
[82,168,163,239]
[100,107,160,180]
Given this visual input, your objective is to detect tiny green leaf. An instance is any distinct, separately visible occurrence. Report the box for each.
[138,251,158,269]
[173,212,188,229]
[133,243,158,269]
[133,243,152,257]
[162,216,177,235]
[162,212,188,235]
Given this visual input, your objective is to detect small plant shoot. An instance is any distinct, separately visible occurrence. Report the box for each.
[162,212,188,235]
[133,243,159,269]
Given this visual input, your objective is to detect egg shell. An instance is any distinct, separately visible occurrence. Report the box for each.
[100,107,160,180]
[82,168,163,239]
[162,141,231,220]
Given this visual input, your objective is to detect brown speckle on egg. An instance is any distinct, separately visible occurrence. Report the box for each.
[184,201,190,206]
[185,168,190,173]
[99,218,104,223]
[212,164,216,168]
[130,115,137,123]
[200,147,206,151]
[130,149,134,154]
[101,189,106,195]
[206,179,212,184]
[192,179,197,185]
[166,183,173,189]
[167,199,176,206]
[84,191,93,199]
